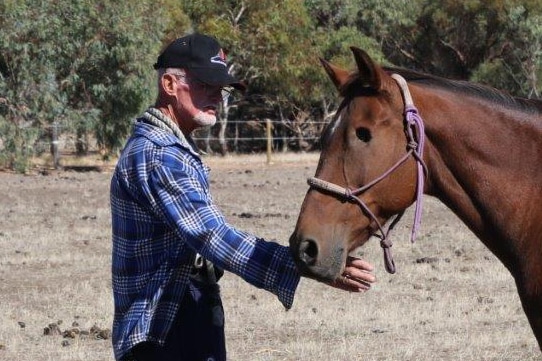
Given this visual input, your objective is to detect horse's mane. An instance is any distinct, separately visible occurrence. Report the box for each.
[384,67,542,114]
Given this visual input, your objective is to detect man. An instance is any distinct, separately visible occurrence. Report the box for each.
[110,33,376,361]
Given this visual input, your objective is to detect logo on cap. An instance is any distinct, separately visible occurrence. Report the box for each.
[210,49,227,67]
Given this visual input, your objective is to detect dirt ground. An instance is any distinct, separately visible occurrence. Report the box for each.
[0,153,540,360]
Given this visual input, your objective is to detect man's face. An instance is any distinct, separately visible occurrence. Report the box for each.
[176,74,227,128]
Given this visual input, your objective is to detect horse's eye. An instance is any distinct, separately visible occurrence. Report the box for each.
[356,127,372,142]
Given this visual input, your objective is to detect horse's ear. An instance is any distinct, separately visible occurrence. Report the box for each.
[319,57,350,90]
[350,47,381,90]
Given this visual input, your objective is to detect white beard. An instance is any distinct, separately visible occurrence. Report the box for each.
[193,111,217,127]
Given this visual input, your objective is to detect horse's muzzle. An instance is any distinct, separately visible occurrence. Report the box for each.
[289,234,345,281]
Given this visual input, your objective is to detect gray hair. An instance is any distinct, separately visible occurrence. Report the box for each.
[156,68,187,88]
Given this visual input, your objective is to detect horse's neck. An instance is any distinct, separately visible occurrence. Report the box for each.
[420,89,542,261]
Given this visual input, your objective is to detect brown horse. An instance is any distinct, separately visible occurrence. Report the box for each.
[289,47,542,350]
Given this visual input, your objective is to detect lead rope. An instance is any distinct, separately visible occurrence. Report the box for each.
[142,107,185,140]
[307,74,427,274]
[391,74,428,242]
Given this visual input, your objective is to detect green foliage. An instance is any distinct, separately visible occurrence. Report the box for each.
[303,0,386,112]
[0,0,169,171]
[480,4,542,98]
[0,118,37,173]
[471,59,513,93]
[158,0,192,45]
[183,0,326,119]
[1,0,541,168]
[349,0,541,97]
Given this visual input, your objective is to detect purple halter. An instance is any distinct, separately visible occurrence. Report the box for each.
[307,74,428,274]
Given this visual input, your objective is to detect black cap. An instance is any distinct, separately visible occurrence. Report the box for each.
[154,33,245,91]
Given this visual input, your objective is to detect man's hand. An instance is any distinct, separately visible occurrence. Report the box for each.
[328,256,376,292]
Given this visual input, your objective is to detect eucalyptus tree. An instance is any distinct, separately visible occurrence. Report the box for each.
[0,0,178,171]
[304,0,385,124]
[352,0,541,98]
[471,4,542,98]
[182,0,329,152]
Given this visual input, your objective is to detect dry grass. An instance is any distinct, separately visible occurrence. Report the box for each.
[0,152,540,360]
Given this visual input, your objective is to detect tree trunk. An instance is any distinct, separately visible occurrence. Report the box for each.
[218,96,231,156]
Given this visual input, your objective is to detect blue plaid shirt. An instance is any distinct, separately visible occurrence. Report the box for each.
[110,109,300,360]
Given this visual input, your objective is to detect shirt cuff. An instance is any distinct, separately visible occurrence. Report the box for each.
[274,246,301,309]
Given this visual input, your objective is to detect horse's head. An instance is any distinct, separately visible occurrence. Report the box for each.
[289,47,425,281]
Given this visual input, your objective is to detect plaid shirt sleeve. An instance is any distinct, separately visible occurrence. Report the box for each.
[147,150,301,307]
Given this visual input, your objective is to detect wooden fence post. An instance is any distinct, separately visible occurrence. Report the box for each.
[266,118,272,164]
[52,122,60,169]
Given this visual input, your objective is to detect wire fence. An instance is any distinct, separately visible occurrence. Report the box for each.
[192,119,329,141]
[28,119,330,168]
[32,120,330,146]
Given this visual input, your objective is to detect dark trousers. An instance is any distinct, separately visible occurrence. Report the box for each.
[130,279,226,361]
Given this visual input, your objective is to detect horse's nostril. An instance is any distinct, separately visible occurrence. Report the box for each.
[299,239,318,266]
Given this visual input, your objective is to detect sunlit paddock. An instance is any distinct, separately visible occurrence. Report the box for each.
[0,153,539,360]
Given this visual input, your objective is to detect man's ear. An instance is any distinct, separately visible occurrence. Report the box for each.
[160,73,180,96]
